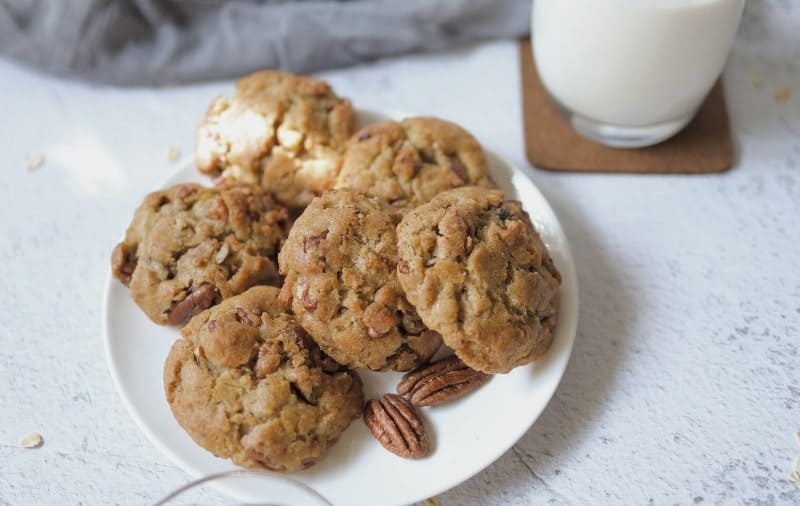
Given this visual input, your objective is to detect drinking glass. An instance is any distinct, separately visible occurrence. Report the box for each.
[531,0,745,148]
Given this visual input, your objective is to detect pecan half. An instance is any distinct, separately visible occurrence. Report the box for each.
[364,394,428,459]
[397,355,490,407]
[167,283,216,325]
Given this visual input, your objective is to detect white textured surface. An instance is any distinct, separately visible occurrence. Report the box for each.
[1,2,798,504]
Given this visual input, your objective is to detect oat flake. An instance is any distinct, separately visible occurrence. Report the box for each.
[26,154,44,171]
[790,456,800,484]
[215,242,230,264]
[167,146,181,162]
[19,432,43,448]
[774,87,790,102]
[424,497,440,506]
[750,72,763,88]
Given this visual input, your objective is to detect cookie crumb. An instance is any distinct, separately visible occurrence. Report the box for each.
[774,87,790,102]
[424,498,440,506]
[750,72,763,88]
[26,154,44,171]
[167,146,181,162]
[19,432,43,448]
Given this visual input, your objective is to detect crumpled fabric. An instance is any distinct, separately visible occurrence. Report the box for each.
[0,0,531,85]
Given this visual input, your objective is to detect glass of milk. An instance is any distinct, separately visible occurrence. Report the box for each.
[532,0,745,148]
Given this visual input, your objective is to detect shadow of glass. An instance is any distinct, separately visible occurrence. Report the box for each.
[436,173,641,504]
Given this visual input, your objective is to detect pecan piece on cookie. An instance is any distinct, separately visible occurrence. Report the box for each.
[167,283,217,325]
[111,242,136,286]
[397,355,490,407]
[449,155,467,182]
[363,394,428,459]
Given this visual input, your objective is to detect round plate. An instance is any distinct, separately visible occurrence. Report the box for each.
[103,110,578,506]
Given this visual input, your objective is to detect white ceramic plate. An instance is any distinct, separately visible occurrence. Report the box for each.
[104,110,578,506]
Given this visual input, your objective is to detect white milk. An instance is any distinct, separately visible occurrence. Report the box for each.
[532,0,744,129]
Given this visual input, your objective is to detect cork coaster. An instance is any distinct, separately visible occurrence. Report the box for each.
[519,40,734,174]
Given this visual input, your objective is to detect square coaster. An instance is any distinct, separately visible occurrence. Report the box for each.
[519,39,734,174]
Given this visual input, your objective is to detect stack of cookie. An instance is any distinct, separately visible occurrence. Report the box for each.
[111,70,561,471]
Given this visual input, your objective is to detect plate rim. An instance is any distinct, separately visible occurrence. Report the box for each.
[102,109,579,505]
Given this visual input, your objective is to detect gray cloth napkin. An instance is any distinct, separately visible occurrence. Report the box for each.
[0,0,530,85]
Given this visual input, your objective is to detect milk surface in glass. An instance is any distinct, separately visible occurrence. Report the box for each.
[532,0,745,147]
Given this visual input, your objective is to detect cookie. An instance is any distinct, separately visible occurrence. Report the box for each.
[278,189,442,371]
[196,70,356,209]
[396,187,561,374]
[111,183,289,326]
[334,117,495,210]
[164,286,363,472]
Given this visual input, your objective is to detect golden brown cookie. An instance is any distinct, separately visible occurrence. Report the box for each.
[110,183,289,326]
[396,187,561,374]
[164,286,363,472]
[334,117,495,210]
[278,189,442,371]
[196,70,356,209]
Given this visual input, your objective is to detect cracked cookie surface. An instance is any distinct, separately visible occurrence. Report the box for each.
[196,70,355,209]
[164,286,363,472]
[334,117,495,210]
[111,183,289,326]
[278,189,442,371]
[396,187,561,374]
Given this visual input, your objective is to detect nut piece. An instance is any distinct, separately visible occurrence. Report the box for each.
[167,283,216,325]
[244,447,281,471]
[363,301,398,338]
[397,355,490,407]
[449,155,467,182]
[300,284,318,310]
[255,342,282,378]
[363,394,428,459]
[19,432,43,448]
[208,197,229,222]
[111,242,136,286]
